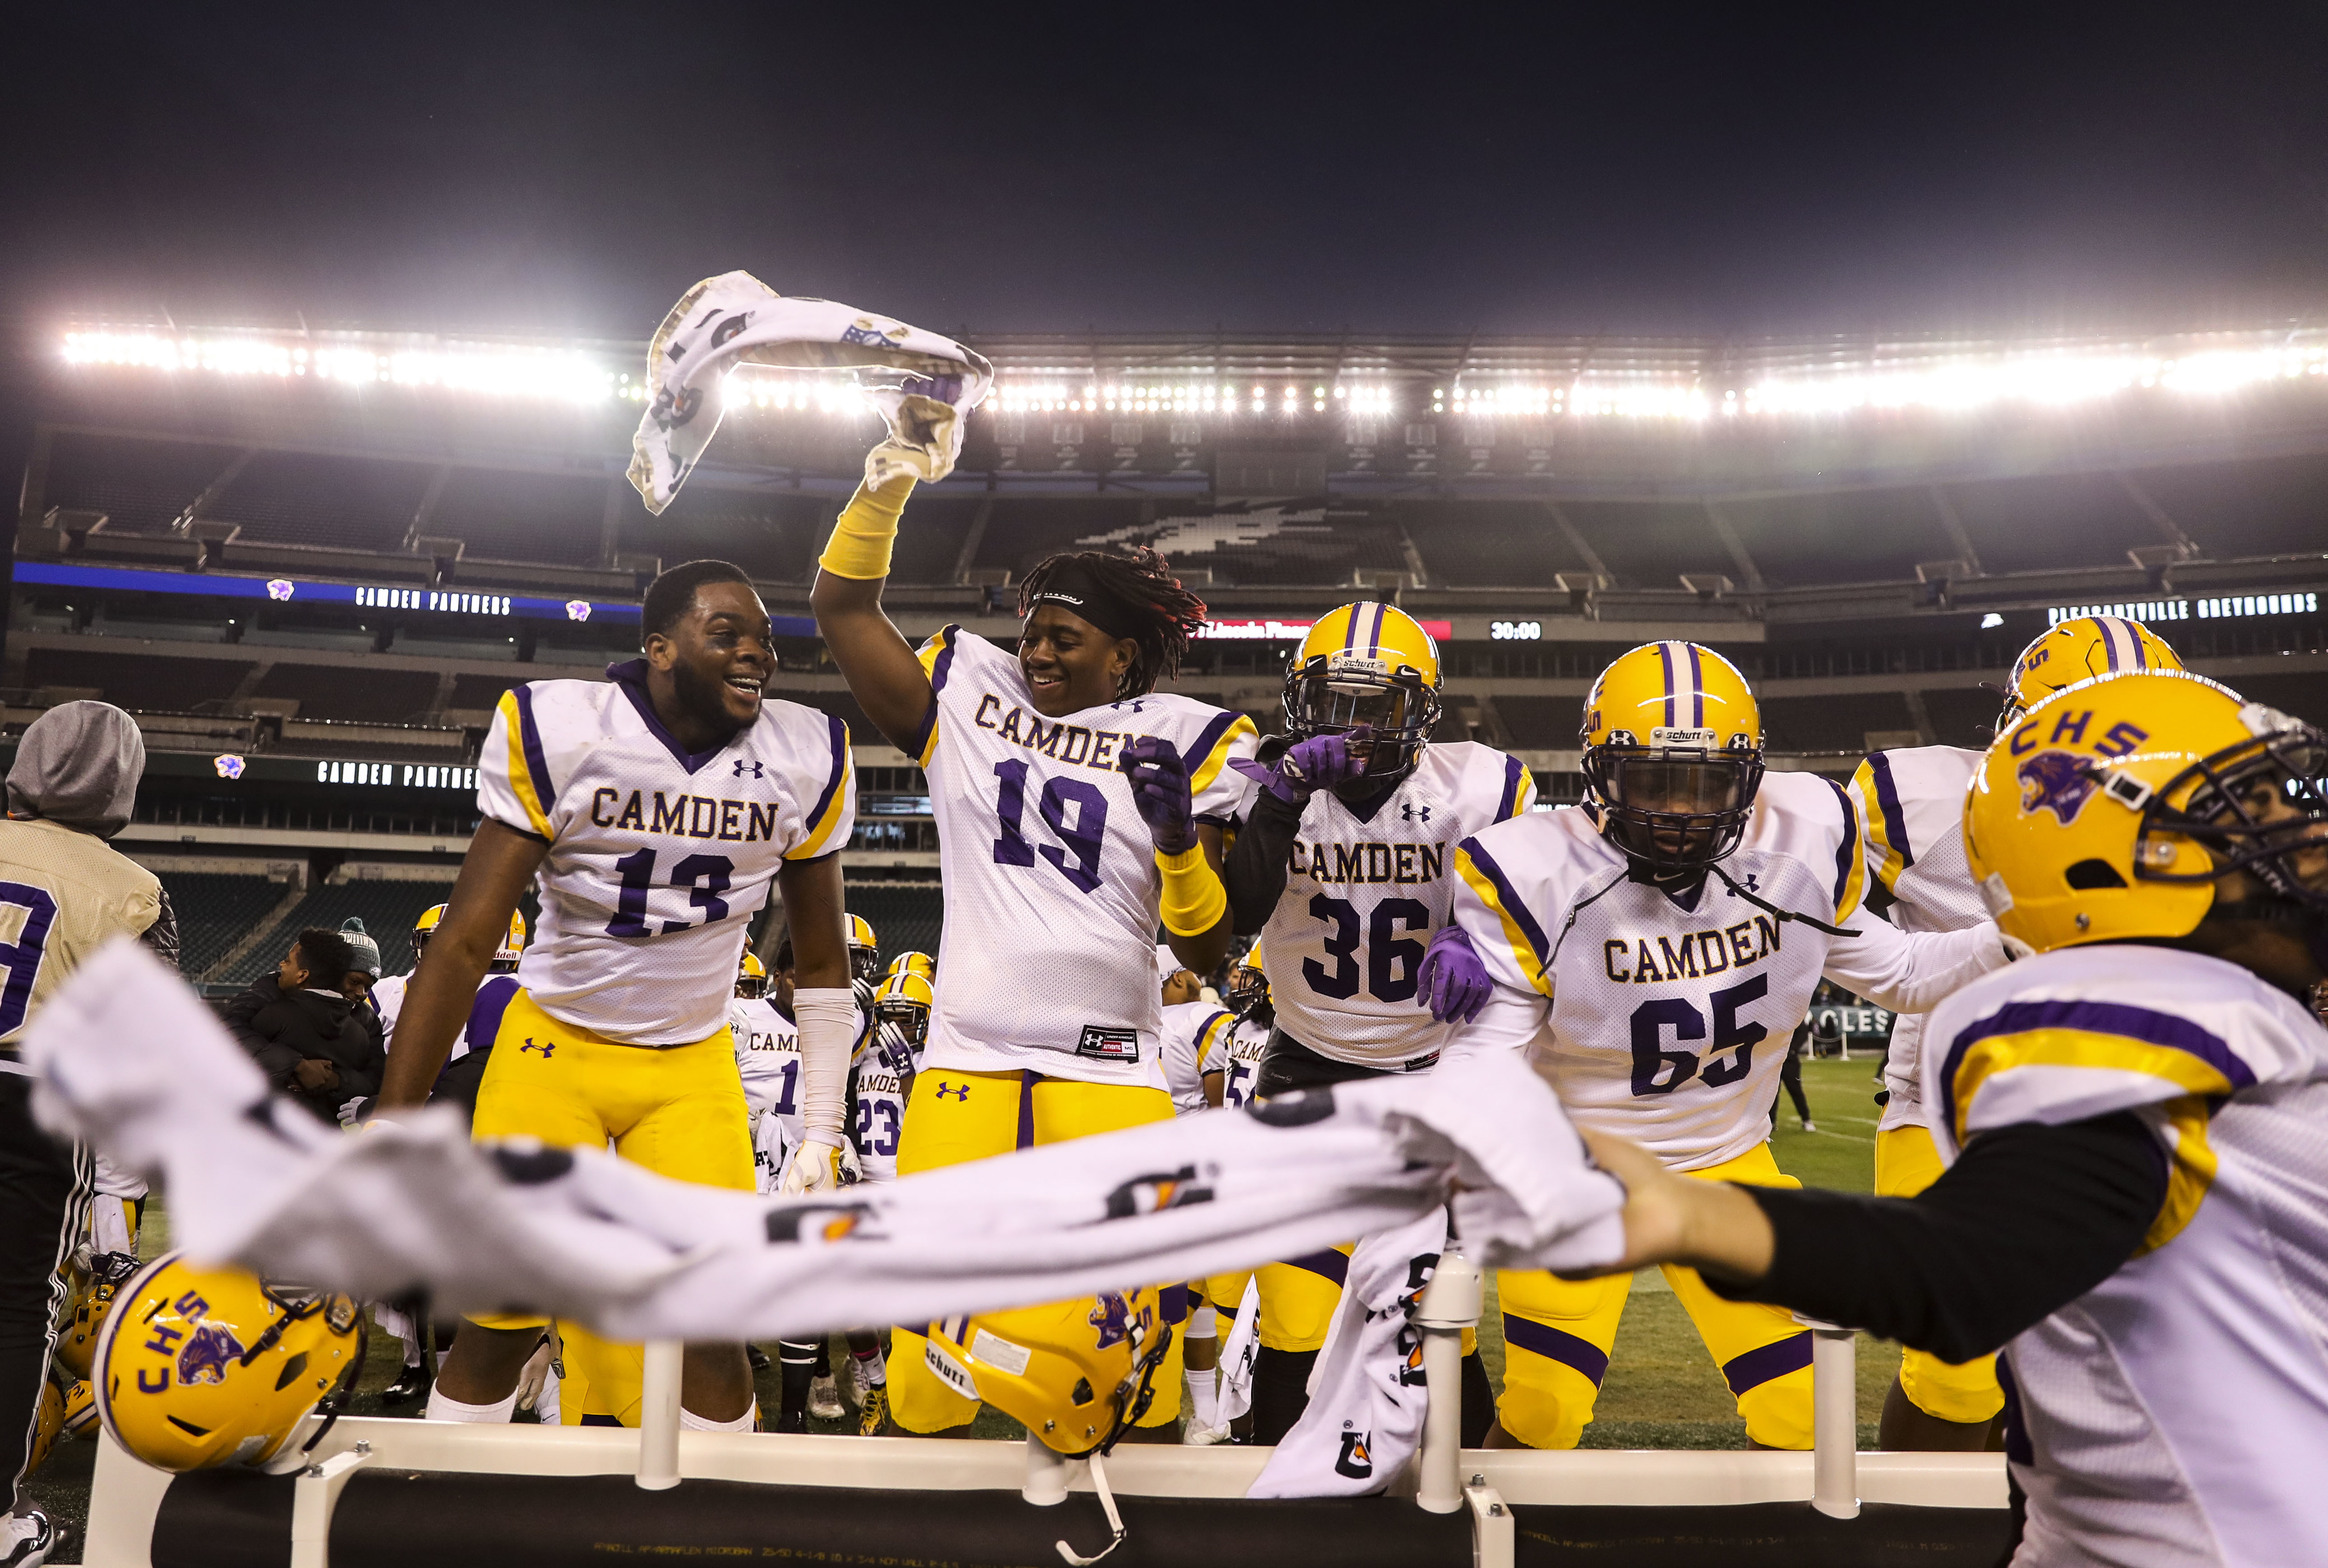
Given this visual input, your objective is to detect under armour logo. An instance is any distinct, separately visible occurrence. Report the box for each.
[520,1038,555,1058]
[734,759,764,779]
[933,1081,971,1102]
[1400,803,1431,823]
[1733,872,1760,894]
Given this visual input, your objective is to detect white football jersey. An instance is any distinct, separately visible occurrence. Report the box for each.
[1849,746,1987,1132]
[477,662,856,1046]
[850,1026,920,1184]
[377,970,518,1065]
[1922,946,2328,1568]
[908,629,1257,1088]
[1452,771,2008,1169]
[1260,742,1535,1068]
[1220,1015,1270,1109]
[1161,999,1237,1113]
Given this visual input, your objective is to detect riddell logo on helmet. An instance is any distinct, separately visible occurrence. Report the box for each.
[2017,752,2100,825]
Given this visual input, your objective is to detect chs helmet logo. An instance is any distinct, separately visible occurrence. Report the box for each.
[176,1322,244,1387]
[2017,752,2100,825]
[1087,1292,1149,1350]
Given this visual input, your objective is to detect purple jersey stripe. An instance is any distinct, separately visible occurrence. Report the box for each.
[1867,751,1914,870]
[1502,1313,1611,1386]
[799,714,850,849]
[1180,707,1241,776]
[511,683,556,812]
[1496,753,1526,821]
[1822,775,1860,912]
[1459,835,1555,974]
[1936,997,2257,1137]
[457,974,523,1064]
[1723,1331,1812,1396]
[1687,643,1706,728]
[1285,1248,1351,1288]
[1015,1070,1038,1150]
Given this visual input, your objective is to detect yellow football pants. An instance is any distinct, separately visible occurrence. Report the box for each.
[1497,1143,1815,1450]
[1876,1124,2004,1424]
[466,989,755,1426]
[887,1069,1182,1434]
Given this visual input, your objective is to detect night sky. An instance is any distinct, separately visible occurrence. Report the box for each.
[8,4,2328,340]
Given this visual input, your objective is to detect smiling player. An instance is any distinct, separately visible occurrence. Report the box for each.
[380,560,860,1436]
[812,473,1256,1438]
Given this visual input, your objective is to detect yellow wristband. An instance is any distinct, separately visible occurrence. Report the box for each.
[1155,843,1227,937]
[817,477,915,580]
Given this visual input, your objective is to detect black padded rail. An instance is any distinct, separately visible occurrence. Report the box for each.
[147,1468,2017,1568]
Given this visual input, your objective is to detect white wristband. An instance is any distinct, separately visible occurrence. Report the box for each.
[790,988,856,1143]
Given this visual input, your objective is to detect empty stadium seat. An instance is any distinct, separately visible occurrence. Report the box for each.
[209,451,432,552]
[1760,692,1917,753]
[41,433,246,535]
[22,648,255,712]
[251,664,442,724]
[430,469,609,567]
[844,884,945,962]
[212,880,463,987]
[157,872,297,979]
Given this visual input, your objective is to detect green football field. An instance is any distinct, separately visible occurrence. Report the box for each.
[27,1055,1898,1554]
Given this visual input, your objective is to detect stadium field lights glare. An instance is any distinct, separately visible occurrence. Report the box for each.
[60,330,2328,425]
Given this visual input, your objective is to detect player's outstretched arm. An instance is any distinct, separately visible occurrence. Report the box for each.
[774,849,856,1192]
[1824,914,2012,1015]
[808,477,936,754]
[376,819,546,1111]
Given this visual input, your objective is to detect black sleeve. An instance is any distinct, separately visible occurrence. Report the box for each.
[218,980,274,1053]
[1225,787,1307,936]
[139,886,181,973]
[1704,1112,2169,1363]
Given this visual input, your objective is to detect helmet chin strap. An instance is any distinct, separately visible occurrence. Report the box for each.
[1706,863,1860,938]
[1053,1449,1128,1566]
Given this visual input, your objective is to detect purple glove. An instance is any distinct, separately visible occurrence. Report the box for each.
[1227,727,1371,806]
[1418,924,1492,1024]
[1120,736,1197,854]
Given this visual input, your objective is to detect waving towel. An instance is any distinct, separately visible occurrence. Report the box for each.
[25,941,1623,1347]
[628,271,994,513]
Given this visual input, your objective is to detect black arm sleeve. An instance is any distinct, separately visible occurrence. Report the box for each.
[1704,1112,2169,1363]
[1225,788,1307,936]
[139,886,181,973]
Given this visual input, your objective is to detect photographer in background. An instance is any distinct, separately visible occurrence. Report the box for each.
[224,928,384,1126]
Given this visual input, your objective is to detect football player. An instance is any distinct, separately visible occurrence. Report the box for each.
[1221,601,1531,1441]
[379,561,860,1438]
[1450,641,2011,1450]
[812,470,1256,1439]
[837,966,935,1435]
[0,701,175,1567]
[1583,668,2328,1565]
[1850,613,2183,1451]
[1159,949,1235,1113]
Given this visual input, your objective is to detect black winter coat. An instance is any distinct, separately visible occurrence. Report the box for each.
[223,974,386,1124]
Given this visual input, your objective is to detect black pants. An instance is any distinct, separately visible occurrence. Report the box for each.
[0,1073,91,1512]
[1247,1029,1492,1449]
[1779,1040,1812,1124]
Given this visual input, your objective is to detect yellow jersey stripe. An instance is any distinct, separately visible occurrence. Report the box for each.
[497,689,554,839]
[1947,1028,2238,1146]
[1455,839,1553,998]
[787,715,854,859]
[1849,759,1907,895]
[1188,713,1259,799]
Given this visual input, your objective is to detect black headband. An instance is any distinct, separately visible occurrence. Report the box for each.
[1027,561,1143,643]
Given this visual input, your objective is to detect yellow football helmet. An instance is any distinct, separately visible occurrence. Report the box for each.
[2003,617,2183,730]
[56,1249,142,1379]
[1223,944,1269,1017]
[1283,602,1444,783]
[1581,641,1766,870]
[924,1286,1173,1457]
[1968,670,2328,953]
[737,950,770,999]
[886,950,936,983]
[95,1253,364,1474]
[845,913,882,984]
[27,1366,93,1477]
[490,910,528,971]
[412,902,447,957]
[873,970,935,1047]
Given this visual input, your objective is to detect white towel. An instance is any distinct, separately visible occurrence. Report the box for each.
[628,271,994,514]
[1217,1276,1261,1425]
[1247,1210,1447,1499]
[25,941,1624,1347]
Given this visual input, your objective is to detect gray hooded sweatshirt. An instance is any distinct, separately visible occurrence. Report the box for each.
[7,700,146,839]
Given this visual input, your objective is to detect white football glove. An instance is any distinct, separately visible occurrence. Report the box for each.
[779,1133,863,1195]
[515,1328,561,1412]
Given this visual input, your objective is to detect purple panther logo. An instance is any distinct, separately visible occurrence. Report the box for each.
[1088,1292,1146,1350]
[2017,752,2099,825]
[177,1322,244,1387]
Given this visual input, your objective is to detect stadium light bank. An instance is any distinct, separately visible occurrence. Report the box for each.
[59,327,2328,427]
